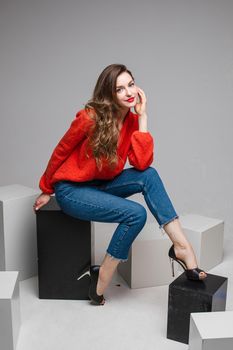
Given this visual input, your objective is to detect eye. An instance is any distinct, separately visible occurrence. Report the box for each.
[116,87,123,93]
[130,82,135,86]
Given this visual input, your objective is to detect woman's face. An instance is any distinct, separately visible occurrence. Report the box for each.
[115,72,138,110]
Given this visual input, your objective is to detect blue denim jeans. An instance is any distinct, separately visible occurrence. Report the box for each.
[54,166,178,262]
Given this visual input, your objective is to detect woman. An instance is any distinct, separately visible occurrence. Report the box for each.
[33,63,207,306]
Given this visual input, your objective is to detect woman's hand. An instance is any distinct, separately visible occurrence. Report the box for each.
[134,87,147,117]
[33,193,51,212]
[134,87,148,131]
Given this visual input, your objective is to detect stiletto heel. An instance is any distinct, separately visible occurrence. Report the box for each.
[77,265,105,305]
[77,270,90,281]
[168,244,207,281]
[169,257,175,277]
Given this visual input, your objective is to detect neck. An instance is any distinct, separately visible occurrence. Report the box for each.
[118,107,130,122]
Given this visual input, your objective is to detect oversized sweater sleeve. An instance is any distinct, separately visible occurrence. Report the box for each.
[39,110,94,194]
[128,130,154,170]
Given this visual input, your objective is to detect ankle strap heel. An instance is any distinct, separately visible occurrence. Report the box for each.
[168,244,207,281]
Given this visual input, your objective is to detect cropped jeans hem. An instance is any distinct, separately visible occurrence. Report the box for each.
[106,251,128,263]
[159,215,179,234]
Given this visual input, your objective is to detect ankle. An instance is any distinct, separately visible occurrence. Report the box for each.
[98,265,110,285]
[173,242,191,251]
[96,267,109,296]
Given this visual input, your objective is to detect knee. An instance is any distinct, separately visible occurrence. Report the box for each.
[145,166,159,177]
[132,204,147,227]
[143,166,162,183]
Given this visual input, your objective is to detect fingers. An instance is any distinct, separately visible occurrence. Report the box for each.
[33,201,40,212]
[136,87,147,104]
[137,87,146,97]
[33,197,43,212]
[137,87,143,93]
[136,94,141,104]
[33,194,51,212]
[137,87,145,95]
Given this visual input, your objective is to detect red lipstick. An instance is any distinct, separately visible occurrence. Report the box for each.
[126,97,134,102]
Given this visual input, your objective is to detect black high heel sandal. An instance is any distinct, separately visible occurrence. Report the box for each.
[168,245,207,281]
[77,265,105,305]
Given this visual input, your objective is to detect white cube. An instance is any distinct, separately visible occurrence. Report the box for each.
[179,214,224,271]
[0,184,40,280]
[189,311,233,350]
[0,271,21,350]
[117,223,179,288]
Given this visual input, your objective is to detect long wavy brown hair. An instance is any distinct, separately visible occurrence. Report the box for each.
[84,64,135,171]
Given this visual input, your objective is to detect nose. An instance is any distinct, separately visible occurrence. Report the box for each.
[125,87,132,96]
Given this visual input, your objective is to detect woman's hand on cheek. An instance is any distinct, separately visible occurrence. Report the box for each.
[134,87,147,117]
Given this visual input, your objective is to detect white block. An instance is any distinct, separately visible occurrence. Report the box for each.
[189,311,233,350]
[179,214,224,271]
[117,223,179,288]
[0,184,40,280]
[0,271,21,350]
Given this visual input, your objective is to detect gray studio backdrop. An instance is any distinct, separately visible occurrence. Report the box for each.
[1,0,233,238]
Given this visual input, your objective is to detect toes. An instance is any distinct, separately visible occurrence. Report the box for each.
[199,271,207,279]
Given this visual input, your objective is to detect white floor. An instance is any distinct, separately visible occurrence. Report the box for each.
[16,238,233,350]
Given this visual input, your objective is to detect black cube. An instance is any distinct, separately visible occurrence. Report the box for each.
[36,196,91,300]
[167,272,228,344]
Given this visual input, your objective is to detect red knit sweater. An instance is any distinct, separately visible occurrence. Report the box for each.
[39,108,154,194]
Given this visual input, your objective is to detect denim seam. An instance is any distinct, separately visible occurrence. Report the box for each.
[108,222,131,258]
[143,185,163,226]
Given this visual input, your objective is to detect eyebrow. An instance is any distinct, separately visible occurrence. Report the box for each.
[116,79,134,89]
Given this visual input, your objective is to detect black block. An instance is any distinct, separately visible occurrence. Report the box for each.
[36,196,91,300]
[167,272,228,344]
